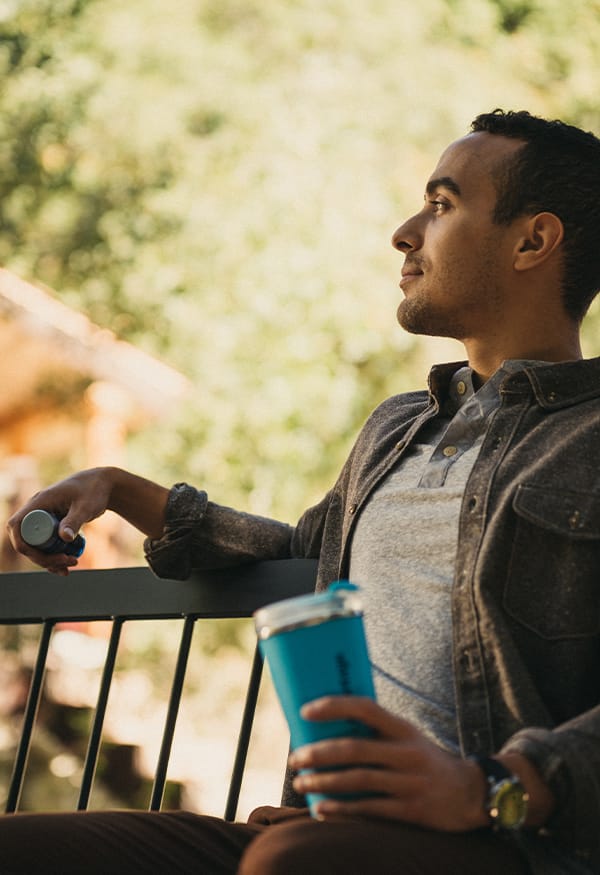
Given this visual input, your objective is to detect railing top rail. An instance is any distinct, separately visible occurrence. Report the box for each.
[0,558,318,624]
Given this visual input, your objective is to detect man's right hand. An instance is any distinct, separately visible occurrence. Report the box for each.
[6,467,170,575]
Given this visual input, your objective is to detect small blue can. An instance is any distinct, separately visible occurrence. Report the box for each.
[254,581,375,814]
[20,510,86,557]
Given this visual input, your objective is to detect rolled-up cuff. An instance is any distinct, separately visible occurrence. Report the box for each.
[144,483,208,580]
[501,727,595,860]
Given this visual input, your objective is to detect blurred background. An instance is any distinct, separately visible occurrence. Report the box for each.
[1,0,600,820]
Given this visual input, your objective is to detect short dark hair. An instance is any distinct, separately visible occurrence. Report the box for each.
[471,109,600,322]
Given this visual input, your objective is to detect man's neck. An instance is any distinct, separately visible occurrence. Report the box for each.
[464,335,583,384]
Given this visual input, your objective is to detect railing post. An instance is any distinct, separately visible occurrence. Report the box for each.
[78,618,124,810]
[5,621,54,813]
[224,643,264,822]
[149,615,196,811]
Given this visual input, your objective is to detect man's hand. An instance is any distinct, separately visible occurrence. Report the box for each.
[6,467,170,575]
[289,696,489,831]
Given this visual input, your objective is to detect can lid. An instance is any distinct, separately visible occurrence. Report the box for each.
[254,581,362,638]
[21,510,57,547]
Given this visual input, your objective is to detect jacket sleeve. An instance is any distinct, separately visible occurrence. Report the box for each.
[144,482,331,580]
[501,706,600,865]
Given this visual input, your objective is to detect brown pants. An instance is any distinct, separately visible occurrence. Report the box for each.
[0,805,530,875]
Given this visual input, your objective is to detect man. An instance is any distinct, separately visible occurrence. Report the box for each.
[3,109,600,874]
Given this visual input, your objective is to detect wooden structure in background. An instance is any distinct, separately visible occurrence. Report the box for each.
[0,269,191,569]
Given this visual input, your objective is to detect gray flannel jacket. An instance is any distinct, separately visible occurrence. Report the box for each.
[146,358,600,874]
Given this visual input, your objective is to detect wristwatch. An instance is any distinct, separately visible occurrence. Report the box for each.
[472,756,529,830]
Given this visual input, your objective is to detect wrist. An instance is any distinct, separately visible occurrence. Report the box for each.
[462,756,493,830]
[101,467,128,513]
[494,752,555,828]
[471,755,529,830]
[104,468,170,538]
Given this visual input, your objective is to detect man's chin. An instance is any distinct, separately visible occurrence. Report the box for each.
[396,301,460,340]
[396,301,437,337]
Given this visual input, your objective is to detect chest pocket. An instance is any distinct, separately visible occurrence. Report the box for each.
[504,483,600,640]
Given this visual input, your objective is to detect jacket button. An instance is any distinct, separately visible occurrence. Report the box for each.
[569,510,581,530]
[348,503,358,515]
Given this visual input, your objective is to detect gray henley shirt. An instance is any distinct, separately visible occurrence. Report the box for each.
[349,361,544,752]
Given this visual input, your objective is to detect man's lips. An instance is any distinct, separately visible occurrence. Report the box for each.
[399,266,423,288]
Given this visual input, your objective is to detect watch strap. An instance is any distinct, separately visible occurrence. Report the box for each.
[473,755,513,784]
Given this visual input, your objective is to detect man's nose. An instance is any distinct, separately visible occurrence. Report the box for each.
[391,215,421,253]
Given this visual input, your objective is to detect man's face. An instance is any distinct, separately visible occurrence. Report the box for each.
[392,132,525,341]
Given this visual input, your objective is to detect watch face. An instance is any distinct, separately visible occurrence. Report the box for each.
[492,780,529,829]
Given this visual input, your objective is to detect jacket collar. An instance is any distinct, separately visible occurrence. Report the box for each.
[427,357,600,411]
[507,357,600,409]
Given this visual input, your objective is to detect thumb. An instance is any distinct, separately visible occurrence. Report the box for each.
[57,513,84,542]
[59,524,76,542]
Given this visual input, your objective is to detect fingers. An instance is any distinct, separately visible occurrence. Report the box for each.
[300,761,487,832]
[10,544,78,575]
[294,764,426,799]
[300,695,416,739]
[313,795,428,824]
[41,556,79,576]
[288,697,487,831]
[290,697,432,784]
[57,521,76,542]
[5,481,92,572]
[289,725,431,818]
[289,736,426,773]
[4,524,80,573]
[292,757,432,827]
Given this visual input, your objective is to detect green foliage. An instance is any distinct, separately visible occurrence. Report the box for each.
[0,0,181,344]
[2,0,600,520]
[489,0,536,34]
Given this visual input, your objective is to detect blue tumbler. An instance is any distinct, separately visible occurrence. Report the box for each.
[254,581,376,815]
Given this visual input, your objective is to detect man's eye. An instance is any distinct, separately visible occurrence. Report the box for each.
[429,199,448,213]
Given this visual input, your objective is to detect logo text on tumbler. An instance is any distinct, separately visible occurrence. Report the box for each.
[335,652,352,694]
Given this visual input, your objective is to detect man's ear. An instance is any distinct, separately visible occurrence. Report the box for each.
[513,212,564,271]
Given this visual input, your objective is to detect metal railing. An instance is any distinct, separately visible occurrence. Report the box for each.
[0,559,317,819]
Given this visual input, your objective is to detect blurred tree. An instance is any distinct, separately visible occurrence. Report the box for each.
[0,0,181,344]
[1,0,599,522]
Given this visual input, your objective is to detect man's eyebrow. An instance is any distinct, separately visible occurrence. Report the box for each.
[425,176,461,197]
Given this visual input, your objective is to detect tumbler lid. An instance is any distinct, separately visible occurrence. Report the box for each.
[21,510,56,547]
[254,581,362,639]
